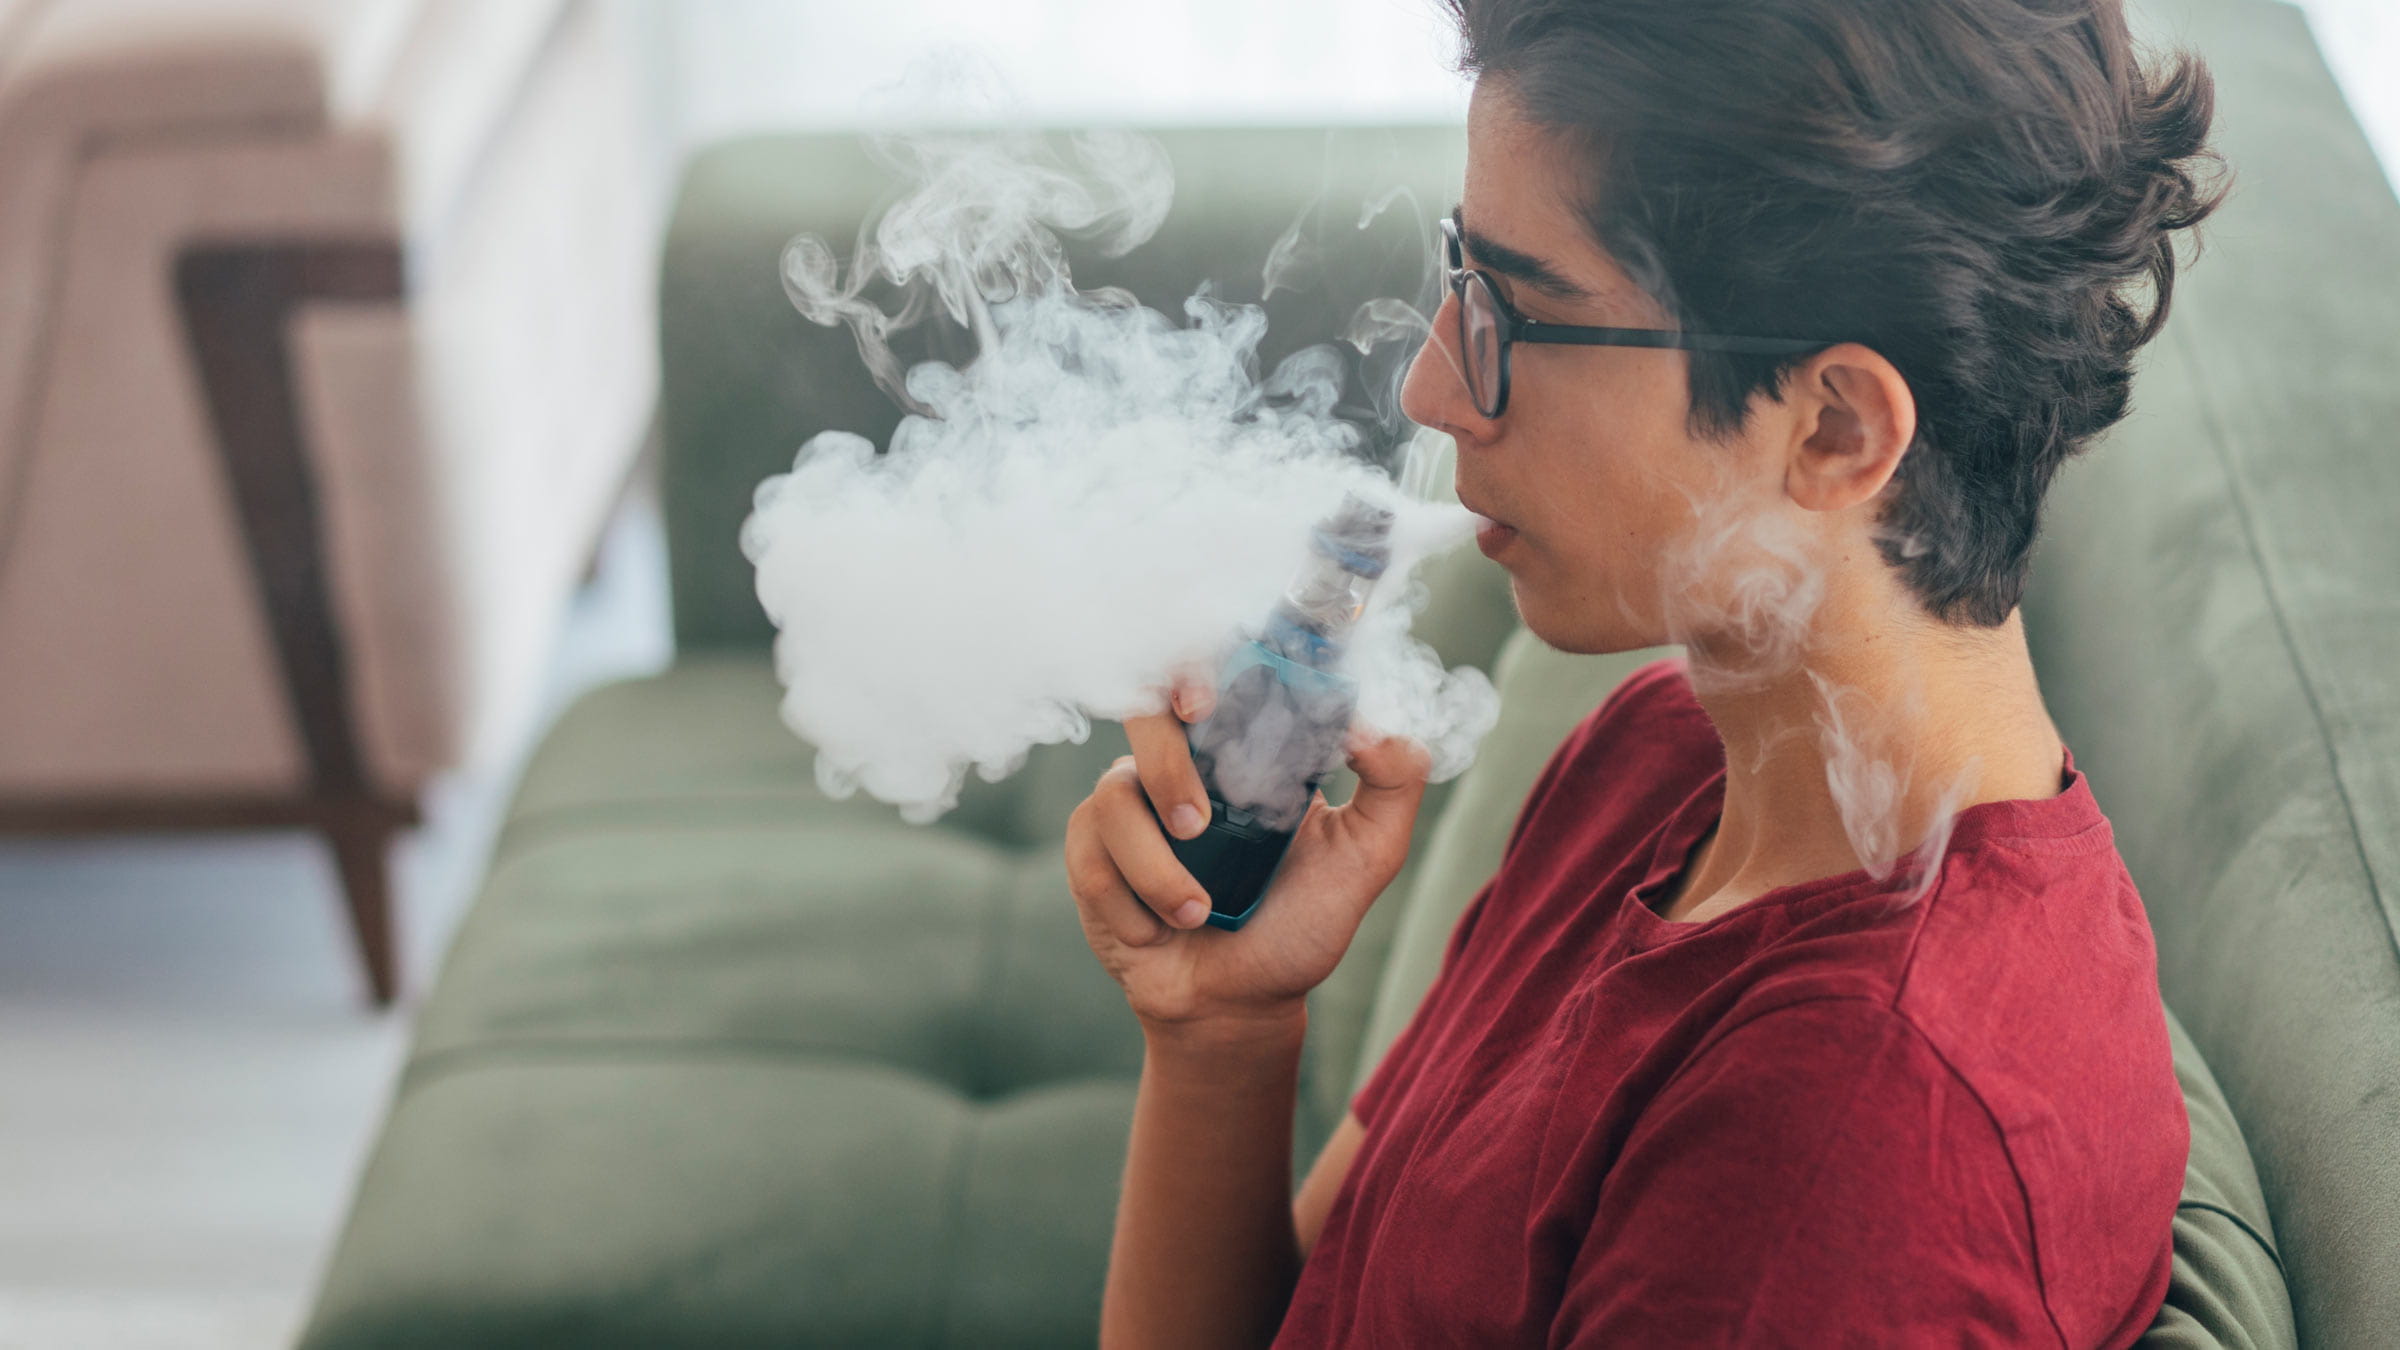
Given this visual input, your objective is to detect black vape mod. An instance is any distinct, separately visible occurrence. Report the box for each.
[1161,494,1394,930]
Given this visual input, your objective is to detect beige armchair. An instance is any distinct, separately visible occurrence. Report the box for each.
[0,0,665,1004]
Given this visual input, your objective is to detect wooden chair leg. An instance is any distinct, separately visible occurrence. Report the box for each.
[179,242,412,1010]
[326,811,403,1007]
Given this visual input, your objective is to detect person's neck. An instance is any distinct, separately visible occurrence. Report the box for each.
[1659,595,2067,925]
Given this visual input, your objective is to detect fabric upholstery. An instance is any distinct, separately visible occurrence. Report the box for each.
[0,0,657,797]
[308,1059,1133,1349]
[301,656,1149,1347]
[2147,1010,2297,1350]
[498,650,1124,856]
[2023,0,2400,1342]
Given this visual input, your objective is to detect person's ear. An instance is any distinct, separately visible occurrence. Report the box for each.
[1780,344,1917,513]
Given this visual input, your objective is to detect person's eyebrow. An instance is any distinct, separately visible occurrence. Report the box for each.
[1454,205,1599,305]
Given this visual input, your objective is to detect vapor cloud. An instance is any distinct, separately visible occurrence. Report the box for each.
[743,127,1497,824]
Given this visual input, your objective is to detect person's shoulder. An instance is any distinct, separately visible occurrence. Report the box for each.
[1893,823,2174,1103]
[1878,849,2186,1342]
[1897,769,2158,1027]
[1678,997,1992,1135]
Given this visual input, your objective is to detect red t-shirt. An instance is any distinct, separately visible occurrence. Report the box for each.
[1276,656,2186,1347]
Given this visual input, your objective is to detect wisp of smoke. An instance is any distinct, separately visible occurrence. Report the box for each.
[1658,460,1978,907]
[742,128,1498,824]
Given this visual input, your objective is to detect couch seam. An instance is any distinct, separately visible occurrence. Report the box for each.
[919,854,1026,1346]
[395,1035,1136,1101]
[2174,1198,2288,1280]
[479,811,1015,896]
[2176,323,2400,976]
[962,850,1026,1099]
[925,1098,983,1350]
[492,799,928,860]
[493,798,1038,866]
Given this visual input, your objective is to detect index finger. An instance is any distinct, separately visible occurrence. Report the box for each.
[1125,711,1212,841]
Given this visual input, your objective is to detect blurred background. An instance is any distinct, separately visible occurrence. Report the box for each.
[0,1,2389,1347]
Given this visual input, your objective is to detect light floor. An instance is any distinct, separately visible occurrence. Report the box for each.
[0,497,673,1350]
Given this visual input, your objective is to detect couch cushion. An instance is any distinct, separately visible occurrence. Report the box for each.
[306,657,1153,1347]
[300,1058,1133,1349]
[2148,1009,2297,1349]
[411,819,1019,1085]
[423,787,1147,1104]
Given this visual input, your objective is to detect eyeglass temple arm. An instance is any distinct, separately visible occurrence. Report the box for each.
[1511,320,1827,357]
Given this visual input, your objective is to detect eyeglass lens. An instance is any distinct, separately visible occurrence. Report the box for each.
[1445,218,1508,418]
[1460,272,1504,418]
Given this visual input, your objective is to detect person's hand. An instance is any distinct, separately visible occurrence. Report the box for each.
[1064,674,1432,1034]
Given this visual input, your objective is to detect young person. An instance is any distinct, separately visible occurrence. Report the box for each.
[1064,1,2224,1344]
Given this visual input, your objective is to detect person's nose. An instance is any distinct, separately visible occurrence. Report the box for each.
[1400,288,1500,447]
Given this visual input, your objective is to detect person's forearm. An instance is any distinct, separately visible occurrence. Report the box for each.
[1101,1007,1309,1350]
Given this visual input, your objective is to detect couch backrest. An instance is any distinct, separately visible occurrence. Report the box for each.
[656,124,1471,652]
[2013,0,2400,1340]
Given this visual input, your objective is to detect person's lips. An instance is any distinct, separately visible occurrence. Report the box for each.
[1459,490,1519,559]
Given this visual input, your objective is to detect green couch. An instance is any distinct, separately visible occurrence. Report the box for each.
[301,0,2395,1344]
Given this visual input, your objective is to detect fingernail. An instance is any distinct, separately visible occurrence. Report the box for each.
[1173,900,1210,928]
[1170,804,1205,838]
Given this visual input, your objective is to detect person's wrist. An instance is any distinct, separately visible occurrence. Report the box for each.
[1139,1001,1309,1059]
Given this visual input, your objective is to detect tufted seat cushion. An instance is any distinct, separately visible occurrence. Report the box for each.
[302,656,1147,1347]
[306,1061,1136,1346]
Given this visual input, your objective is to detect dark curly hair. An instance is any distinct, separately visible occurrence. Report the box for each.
[1446,0,2228,625]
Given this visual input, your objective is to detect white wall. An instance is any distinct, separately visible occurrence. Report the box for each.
[654,0,1470,143]
[2291,0,2400,193]
[655,0,1473,141]
[649,1,2397,194]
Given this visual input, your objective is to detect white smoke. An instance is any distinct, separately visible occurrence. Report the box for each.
[742,127,1498,824]
[1659,462,1979,904]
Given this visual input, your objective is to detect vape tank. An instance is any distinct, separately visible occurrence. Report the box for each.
[1163,494,1393,930]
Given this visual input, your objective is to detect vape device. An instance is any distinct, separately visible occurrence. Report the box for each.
[1161,494,1394,930]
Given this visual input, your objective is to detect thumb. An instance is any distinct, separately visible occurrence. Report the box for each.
[1340,728,1433,835]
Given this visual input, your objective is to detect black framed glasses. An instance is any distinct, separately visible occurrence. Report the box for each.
[1441,214,1827,419]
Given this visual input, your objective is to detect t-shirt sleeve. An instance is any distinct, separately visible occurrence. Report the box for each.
[1551,999,2062,1347]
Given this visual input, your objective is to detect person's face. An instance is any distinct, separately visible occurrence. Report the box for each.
[1402,81,1799,658]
